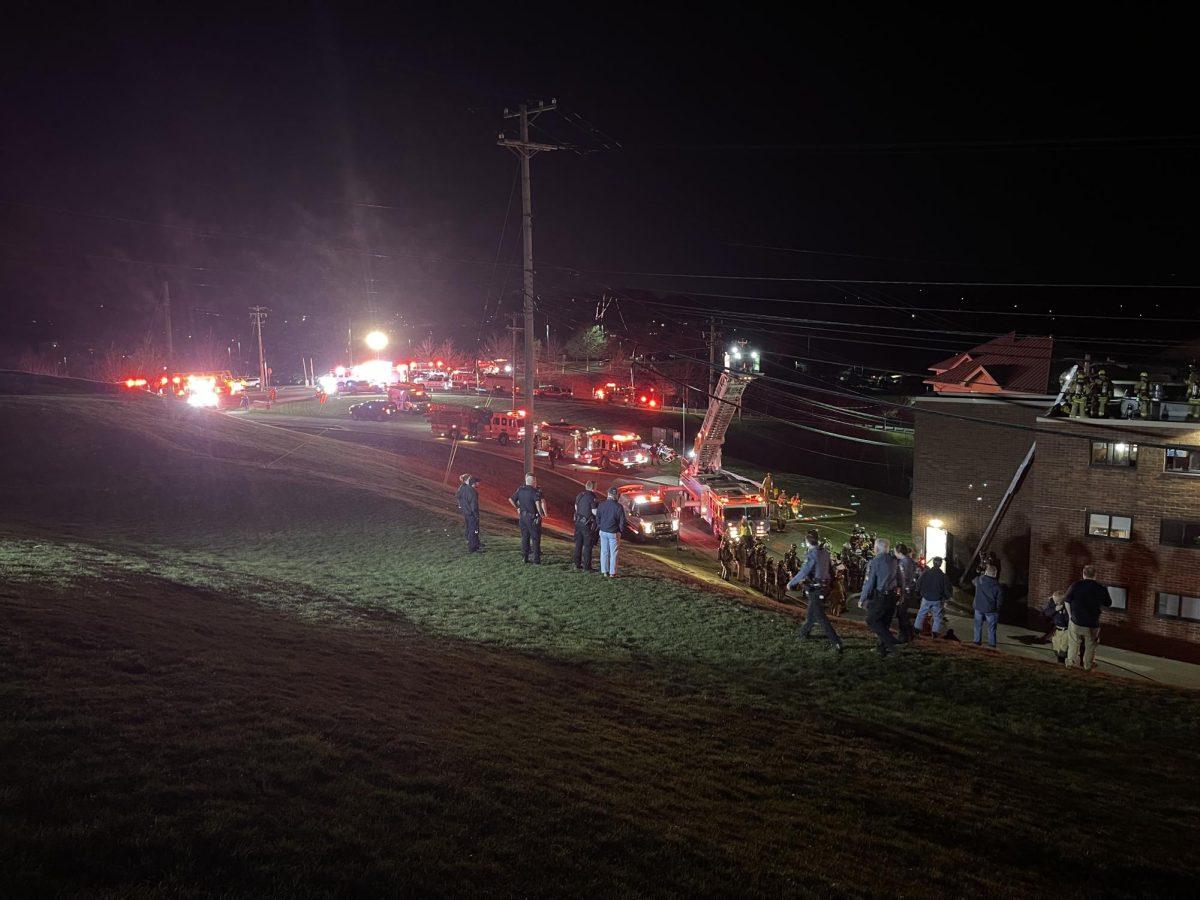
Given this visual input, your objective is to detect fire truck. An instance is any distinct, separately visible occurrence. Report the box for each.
[582,432,649,470]
[681,471,770,540]
[427,404,487,440]
[537,421,599,459]
[387,382,430,413]
[482,408,534,446]
[616,484,680,542]
[678,341,766,539]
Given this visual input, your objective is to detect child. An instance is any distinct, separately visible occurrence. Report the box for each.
[1044,591,1071,663]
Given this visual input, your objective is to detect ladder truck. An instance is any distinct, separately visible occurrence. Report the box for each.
[679,343,769,540]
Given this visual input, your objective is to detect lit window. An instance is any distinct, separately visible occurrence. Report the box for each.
[1107,585,1128,610]
[1157,592,1200,622]
[1087,512,1132,540]
[1090,440,1138,467]
[1164,448,1200,475]
[1160,519,1200,549]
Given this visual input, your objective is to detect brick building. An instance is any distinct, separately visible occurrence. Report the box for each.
[1029,418,1200,658]
[912,335,1200,660]
[911,333,1055,611]
[911,395,1048,608]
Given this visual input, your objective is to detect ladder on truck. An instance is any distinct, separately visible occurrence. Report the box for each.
[691,343,759,473]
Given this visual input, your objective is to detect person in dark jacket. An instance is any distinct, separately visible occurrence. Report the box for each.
[914,557,952,637]
[972,564,1003,648]
[571,480,600,571]
[788,530,843,652]
[455,473,482,553]
[893,544,917,642]
[595,487,627,577]
[1042,591,1071,663]
[508,474,547,564]
[1064,565,1112,671]
[859,538,901,656]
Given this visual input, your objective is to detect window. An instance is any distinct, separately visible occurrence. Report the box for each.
[1160,519,1200,549]
[1164,448,1200,474]
[1107,586,1128,610]
[1157,592,1200,622]
[1090,440,1138,467]
[1087,512,1133,540]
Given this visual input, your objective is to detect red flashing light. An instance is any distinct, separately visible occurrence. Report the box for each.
[172,376,181,384]
[159,376,168,385]
[124,378,136,388]
[435,359,444,367]
[640,395,647,403]
[517,409,527,417]
[648,399,658,407]
[595,389,605,400]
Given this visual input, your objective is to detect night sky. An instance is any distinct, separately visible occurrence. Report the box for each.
[2,4,1196,375]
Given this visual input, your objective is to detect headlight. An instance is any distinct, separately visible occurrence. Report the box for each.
[642,522,654,534]
[671,518,679,531]
[635,454,646,462]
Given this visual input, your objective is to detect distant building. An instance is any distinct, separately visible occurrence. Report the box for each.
[912,336,1200,661]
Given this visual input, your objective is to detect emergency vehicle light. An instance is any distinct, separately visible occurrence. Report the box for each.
[648,399,658,407]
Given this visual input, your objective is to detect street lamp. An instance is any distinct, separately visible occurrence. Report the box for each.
[364,330,388,353]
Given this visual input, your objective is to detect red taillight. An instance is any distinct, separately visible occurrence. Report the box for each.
[649,399,658,407]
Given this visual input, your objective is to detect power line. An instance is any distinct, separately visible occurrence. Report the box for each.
[541,262,1200,292]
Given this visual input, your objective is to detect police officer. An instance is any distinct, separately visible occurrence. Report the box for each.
[456,473,482,553]
[860,537,901,656]
[788,530,843,653]
[509,473,547,564]
[572,479,600,571]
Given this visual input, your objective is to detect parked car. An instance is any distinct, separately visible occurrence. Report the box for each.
[534,384,573,398]
[348,400,398,422]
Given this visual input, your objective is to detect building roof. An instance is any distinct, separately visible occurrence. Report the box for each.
[925,333,1054,395]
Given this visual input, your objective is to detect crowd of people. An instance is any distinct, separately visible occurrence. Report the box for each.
[453,472,1115,668]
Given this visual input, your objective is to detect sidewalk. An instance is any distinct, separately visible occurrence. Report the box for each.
[833,600,1200,690]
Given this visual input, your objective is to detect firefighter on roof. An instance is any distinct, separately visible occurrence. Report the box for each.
[1133,371,1152,419]
[1187,364,1200,421]
[1091,369,1112,418]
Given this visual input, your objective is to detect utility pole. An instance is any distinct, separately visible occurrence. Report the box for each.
[507,313,522,408]
[499,99,562,475]
[162,281,174,369]
[249,306,269,389]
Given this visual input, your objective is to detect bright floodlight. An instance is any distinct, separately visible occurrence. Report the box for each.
[364,330,389,352]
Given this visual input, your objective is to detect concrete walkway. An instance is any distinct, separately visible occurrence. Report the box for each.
[817,596,1200,690]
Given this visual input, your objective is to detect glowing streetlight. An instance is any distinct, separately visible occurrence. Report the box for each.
[364,330,389,352]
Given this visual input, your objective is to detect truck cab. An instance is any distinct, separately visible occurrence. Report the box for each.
[616,484,680,542]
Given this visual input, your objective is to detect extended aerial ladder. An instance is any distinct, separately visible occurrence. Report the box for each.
[688,342,760,474]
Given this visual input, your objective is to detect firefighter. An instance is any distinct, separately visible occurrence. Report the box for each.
[717,536,733,580]
[783,543,799,575]
[456,473,482,553]
[1091,369,1112,418]
[747,540,761,590]
[733,535,747,581]
[775,559,790,601]
[1069,377,1089,418]
[788,530,843,653]
[1133,371,1152,419]
[1187,364,1200,421]
[790,494,803,519]
[508,473,546,564]
[739,516,754,543]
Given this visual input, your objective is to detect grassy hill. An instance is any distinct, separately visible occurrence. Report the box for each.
[2,386,1199,896]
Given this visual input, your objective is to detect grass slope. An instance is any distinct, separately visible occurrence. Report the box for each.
[2,390,1199,896]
